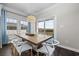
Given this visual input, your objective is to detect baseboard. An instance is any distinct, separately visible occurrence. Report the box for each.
[57,44,79,53]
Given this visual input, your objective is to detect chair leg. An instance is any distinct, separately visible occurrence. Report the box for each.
[31,49,32,56]
[45,45,49,56]
[52,45,55,56]
[34,45,39,56]
[37,52,39,56]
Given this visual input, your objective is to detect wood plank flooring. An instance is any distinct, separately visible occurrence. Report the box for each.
[54,46,79,56]
[0,44,12,56]
[0,44,79,56]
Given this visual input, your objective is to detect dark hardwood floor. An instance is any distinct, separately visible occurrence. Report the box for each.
[0,44,79,56]
[54,46,79,56]
[0,44,12,56]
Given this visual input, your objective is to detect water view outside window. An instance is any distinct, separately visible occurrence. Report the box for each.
[38,21,44,34]
[38,20,54,36]
[20,21,28,34]
[7,18,28,35]
[7,18,17,35]
[45,20,54,29]
[45,20,54,36]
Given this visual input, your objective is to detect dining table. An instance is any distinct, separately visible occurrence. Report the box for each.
[15,34,53,46]
[15,34,53,55]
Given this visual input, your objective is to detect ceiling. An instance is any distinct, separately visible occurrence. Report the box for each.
[3,3,55,16]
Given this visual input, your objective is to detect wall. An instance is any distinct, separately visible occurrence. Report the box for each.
[35,3,79,52]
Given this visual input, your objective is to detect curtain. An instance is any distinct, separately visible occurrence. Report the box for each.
[0,5,2,48]
[0,16,2,48]
[1,9,8,45]
[28,22,31,33]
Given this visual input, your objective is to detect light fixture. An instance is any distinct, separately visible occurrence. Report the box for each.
[27,16,36,22]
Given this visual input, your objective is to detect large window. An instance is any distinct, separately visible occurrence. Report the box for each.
[7,18,17,35]
[38,21,44,34]
[38,22,44,29]
[45,20,54,29]
[20,21,28,34]
[7,18,17,23]
[37,20,54,36]
[45,20,54,36]
[7,18,28,35]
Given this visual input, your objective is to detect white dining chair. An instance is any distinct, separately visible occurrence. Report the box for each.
[36,44,55,56]
[16,42,32,56]
[45,38,59,46]
[36,38,59,56]
[8,34,22,43]
[12,41,32,56]
[9,34,28,44]
[11,38,32,56]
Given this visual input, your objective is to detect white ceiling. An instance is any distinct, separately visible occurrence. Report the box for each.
[3,3,55,16]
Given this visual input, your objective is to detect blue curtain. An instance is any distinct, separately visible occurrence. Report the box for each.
[1,9,8,45]
[0,16,2,48]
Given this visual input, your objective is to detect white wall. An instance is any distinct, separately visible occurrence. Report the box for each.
[35,3,79,52]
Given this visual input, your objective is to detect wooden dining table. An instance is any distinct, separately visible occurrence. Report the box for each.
[14,34,53,55]
[15,34,53,45]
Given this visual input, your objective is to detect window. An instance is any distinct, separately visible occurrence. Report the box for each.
[38,22,44,29]
[20,21,28,34]
[7,18,17,23]
[21,21,28,26]
[45,20,54,29]
[37,20,54,36]
[45,20,54,36]
[7,18,17,35]
[38,21,44,34]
